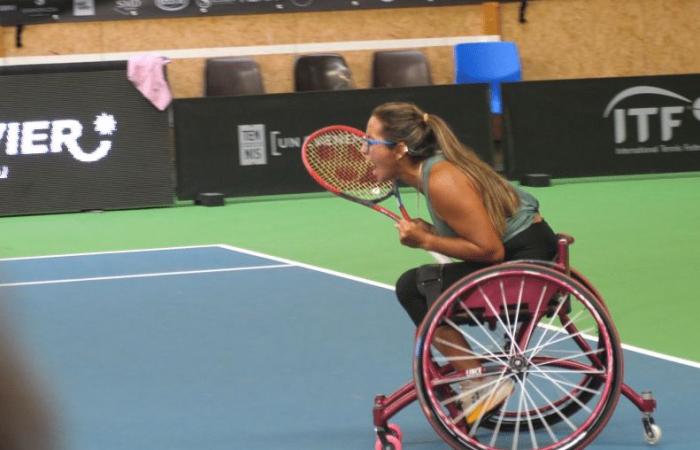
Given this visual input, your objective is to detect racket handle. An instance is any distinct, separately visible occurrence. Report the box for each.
[398,205,411,221]
[428,251,452,264]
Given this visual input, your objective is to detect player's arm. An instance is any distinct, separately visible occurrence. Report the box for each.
[400,162,504,262]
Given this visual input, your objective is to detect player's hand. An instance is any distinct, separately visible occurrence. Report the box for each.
[411,218,435,233]
[396,219,433,249]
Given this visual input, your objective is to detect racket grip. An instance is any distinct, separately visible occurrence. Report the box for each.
[428,251,452,264]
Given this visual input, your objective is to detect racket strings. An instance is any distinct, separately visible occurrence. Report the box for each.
[305,129,393,201]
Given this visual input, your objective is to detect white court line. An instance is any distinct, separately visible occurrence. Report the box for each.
[2,243,698,370]
[217,244,394,291]
[0,35,499,66]
[0,244,223,262]
[0,264,293,288]
[215,244,700,370]
[537,323,700,370]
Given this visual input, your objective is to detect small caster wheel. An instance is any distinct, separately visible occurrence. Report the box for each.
[374,433,402,450]
[643,423,662,445]
[387,423,403,441]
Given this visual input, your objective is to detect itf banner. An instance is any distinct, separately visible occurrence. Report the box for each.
[0,61,174,216]
[503,74,700,178]
[1,0,495,25]
[173,84,492,199]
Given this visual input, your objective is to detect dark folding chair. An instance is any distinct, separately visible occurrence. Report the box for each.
[372,50,433,88]
[294,54,355,92]
[205,57,265,97]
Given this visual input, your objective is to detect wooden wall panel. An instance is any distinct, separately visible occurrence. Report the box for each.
[1,21,103,57]
[501,0,700,80]
[2,6,481,56]
[0,5,480,97]
[638,0,700,75]
[2,0,699,96]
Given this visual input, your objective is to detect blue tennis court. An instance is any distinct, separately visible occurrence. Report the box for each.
[0,245,697,450]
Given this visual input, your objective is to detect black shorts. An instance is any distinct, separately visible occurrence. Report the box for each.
[395,220,559,326]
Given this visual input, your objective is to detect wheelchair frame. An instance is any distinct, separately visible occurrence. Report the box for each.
[372,234,659,450]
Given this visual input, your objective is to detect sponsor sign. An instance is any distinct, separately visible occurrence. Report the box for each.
[502,74,700,178]
[173,84,492,199]
[0,0,503,25]
[0,61,174,215]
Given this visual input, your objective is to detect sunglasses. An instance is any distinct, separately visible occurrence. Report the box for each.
[361,136,397,148]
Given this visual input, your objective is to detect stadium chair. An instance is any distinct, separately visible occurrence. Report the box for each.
[372,50,433,88]
[294,54,355,92]
[205,57,265,96]
[454,41,522,114]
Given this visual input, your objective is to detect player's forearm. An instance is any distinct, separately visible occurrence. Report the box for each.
[421,234,504,263]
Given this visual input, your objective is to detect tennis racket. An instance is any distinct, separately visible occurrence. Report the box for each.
[301,125,451,264]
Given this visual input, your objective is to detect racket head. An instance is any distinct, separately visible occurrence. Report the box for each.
[301,125,394,203]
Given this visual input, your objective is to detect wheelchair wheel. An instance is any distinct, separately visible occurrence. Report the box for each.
[414,263,623,450]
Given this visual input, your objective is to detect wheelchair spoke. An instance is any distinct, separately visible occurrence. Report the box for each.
[488,390,513,447]
[524,375,578,432]
[511,383,526,450]
[500,280,516,354]
[527,309,586,356]
[432,336,509,363]
[533,368,605,375]
[524,328,593,359]
[445,317,511,367]
[455,302,515,359]
[468,369,511,436]
[529,371,603,396]
[433,354,507,364]
[511,277,526,351]
[533,348,592,355]
[478,285,523,354]
[521,375,539,450]
[531,348,604,368]
[441,371,515,411]
[527,364,595,414]
[520,285,550,349]
[519,373,558,446]
[429,358,510,388]
[527,294,572,359]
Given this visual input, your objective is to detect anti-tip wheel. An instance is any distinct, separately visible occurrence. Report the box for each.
[374,433,402,450]
[644,423,662,445]
[387,423,403,441]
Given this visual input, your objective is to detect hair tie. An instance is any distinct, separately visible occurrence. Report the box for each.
[422,113,429,123]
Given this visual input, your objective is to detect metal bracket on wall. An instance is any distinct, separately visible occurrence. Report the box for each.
[15,24,24,48]
[519,0,529,23]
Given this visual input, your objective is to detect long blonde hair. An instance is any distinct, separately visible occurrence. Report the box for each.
[372,102,519,236]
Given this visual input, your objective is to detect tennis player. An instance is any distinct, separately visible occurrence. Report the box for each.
[362,102,559,424]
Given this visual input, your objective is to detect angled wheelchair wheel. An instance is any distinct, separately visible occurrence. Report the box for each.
[414,263,623,450]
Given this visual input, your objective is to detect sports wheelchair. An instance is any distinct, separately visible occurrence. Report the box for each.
[373,234,660,450]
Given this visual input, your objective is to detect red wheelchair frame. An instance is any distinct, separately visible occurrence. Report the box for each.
[372,235,659,450]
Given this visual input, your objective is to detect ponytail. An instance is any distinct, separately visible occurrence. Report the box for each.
[372,102,519,236]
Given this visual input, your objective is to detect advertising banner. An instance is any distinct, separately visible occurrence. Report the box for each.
[503,74,700,178]
[173,84,492,199]
[0,61,174,215]
[1,0,499,25]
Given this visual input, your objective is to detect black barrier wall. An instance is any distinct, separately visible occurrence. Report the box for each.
[173,84,492,200]
[0,61,174,216]
[0,0,498,25]
[503,74,700,179]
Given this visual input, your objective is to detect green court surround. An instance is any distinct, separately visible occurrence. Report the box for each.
[1,174,698,362]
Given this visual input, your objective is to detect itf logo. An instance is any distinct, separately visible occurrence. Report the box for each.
[238,124,267,166]
[603,86,700,144]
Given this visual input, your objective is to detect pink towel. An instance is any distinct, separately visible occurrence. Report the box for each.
[127,54,172,111]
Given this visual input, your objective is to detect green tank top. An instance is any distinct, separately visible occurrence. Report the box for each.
[421,154,539,243]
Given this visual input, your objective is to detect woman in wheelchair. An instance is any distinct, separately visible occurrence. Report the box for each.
[364,102,559,424]
[366,102,658,450]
